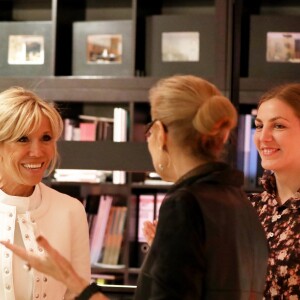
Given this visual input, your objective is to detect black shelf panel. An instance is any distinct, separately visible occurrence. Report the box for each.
[0,76,160,102]
[57,141,154,172]
[131,183,171,190]
[91,266,126,274]
[238,77,299,105]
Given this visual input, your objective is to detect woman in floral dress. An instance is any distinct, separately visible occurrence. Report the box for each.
[249,83,300,299]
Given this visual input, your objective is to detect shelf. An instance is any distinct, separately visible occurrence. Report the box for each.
[238,78,296,105]
[131,182,172,190]
[0,76,160,102]
[91,265,126,274]
[57,141,154,172]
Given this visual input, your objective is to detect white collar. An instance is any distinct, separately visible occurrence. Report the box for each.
[0,185,41,214]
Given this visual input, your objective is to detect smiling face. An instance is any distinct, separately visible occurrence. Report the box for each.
[0,116,56,196]
[254,98,300,173]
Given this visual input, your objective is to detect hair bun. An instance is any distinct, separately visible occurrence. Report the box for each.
[193,95,237,137]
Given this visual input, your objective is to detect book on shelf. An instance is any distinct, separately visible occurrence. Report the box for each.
[79,115,114,123]
[112,107,128,184]
[137,194,155,244]
[237,110,261,190]
[144,172,173,186]
[63,115,114,142]
[53,169,111,183]
[63,118,78,141]
[85,195,101,236]
[79,115,114,141]
[241,114,252,188]
[130,193,166,267]
[99,206,127,265]
[248,118,258,189]
[135,194,154,267]
[89,194,127,268]
[90,195,114,265]
[144,179,173,186]
[79,122,97,141]
[91,273,123,285]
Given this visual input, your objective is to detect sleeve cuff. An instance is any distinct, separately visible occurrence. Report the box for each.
[75,282,101,300]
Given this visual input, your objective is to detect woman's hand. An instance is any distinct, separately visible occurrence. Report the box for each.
[142,219,158,246]
[0,236,108,299]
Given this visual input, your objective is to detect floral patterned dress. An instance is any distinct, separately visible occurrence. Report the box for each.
[249,170,300,299]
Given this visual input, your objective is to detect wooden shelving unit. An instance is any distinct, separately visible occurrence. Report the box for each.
[1,0,299,286]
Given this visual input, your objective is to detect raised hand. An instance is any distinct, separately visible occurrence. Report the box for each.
[1,236,108,299]
[142,219,158,246]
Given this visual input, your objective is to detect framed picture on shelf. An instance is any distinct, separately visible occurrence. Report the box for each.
[266,32,300,63]
[249,15,300,79]
[0,21,53,76]
[145,15,215,78]
[72,20,134,76]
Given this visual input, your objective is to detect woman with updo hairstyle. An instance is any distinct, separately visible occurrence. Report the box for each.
[136,75,268,299]
[148,75,237,164]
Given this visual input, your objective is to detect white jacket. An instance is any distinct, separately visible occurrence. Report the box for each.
[0,183,91,300]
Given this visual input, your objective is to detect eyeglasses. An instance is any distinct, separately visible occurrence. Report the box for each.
[144,119,168,138]
[144,119,158,138]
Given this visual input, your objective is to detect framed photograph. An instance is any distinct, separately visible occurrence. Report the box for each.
[87,34,123,64]
[146,15,215,78]
[162,32,200,62]
[249,15,300,79]
[72,20,134,76]
[8,35,45,65]
[266,32,300,63]
[0,21,53,76]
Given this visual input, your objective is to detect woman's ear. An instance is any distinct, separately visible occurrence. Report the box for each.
[156,120,168,150]
[222,129,230,144]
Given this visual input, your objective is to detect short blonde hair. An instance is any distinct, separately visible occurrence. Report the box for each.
[149,75,237,160]
[0,86,63,173]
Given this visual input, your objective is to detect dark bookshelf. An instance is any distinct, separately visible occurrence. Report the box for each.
[1,0,300,287]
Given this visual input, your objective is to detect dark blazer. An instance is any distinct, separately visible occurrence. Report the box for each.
[134,162,268,300]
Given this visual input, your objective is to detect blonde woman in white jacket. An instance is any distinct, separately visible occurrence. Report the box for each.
[0,87,91,300]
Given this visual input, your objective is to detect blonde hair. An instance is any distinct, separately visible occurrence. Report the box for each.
[149,75,237,160]
[0,86,63,173]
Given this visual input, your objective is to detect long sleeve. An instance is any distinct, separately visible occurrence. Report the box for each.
[137,191,206,300]
[64,198,91,299]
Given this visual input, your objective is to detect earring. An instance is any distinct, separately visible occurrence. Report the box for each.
[158,163,164,171]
